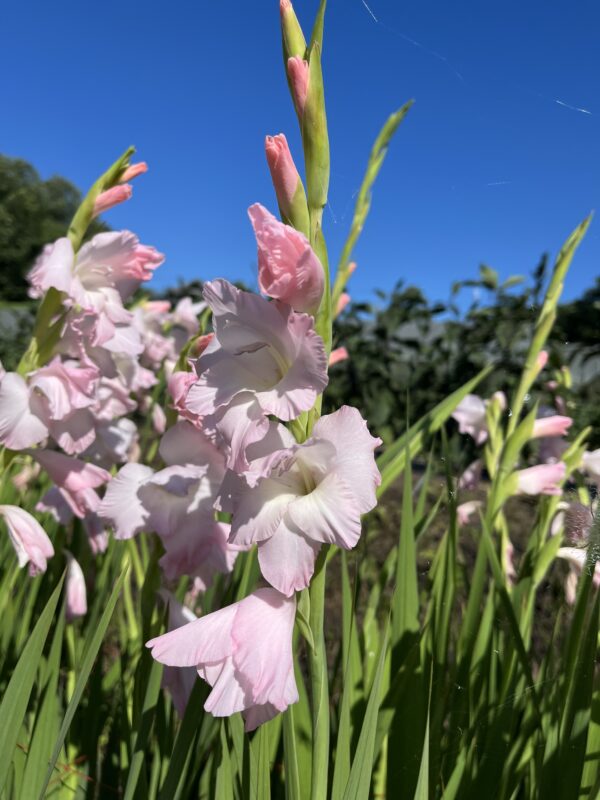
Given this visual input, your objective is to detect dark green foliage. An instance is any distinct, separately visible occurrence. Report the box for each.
[0,154,107,302]
[326,260,600,447]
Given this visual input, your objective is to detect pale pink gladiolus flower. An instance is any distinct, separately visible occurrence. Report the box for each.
[120,162,148,182]
[36,488,108,554]
[452,394,488,445]
[336,293,350,317]
[30,449,108,520]
[456,500,482,527]
[93,184,133,218]
[582,449,600,483]
[184,279,328,424]
[329,347,349,367]
[99,422,238,584]
[65,553,87,620]
[516,462,566,496]
[287,57,309,115]
[168,371,200,425]
[458,459,483,491]
[531,415,572,439]
[265,134,303,216]
[248,204,324,314]
[84,417,138,467]
[0,360,99,454]
[171,297,206,335]
[224,406,381,596]
[556,547,600,605]
[0,372,49,450]
[152,404,167,434]
[0,505,54,576]
[27,449,110,493]
[29,231,164,313]
[12,462,41,492]
[536,350,549,370]
[147,588,298,731]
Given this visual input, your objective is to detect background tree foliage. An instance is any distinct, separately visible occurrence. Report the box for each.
[0,154,107,302]
[325,260,600,448]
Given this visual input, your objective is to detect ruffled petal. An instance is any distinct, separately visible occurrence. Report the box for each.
[0,373,48,450]
[311,406,381,515]
[98,463,155,538]
[146,603,237,667]
[257,521,320,596]
[286,471,362,548]
[232,588,298,708]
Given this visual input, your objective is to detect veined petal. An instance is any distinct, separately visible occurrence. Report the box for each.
[0,505,54,576]
[147,603,237,667]
[311,405,381,514]
[229,475,297,546]
[0,373,48,450]
[257,521,320,596]
[98,463,155,538]
[286,471,362,548]
[232,588,298,708]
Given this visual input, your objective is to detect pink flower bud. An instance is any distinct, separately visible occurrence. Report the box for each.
[65,552,87,620]
[120,162,148,182]
[582,448,600,482]
[152,404,167,435]
[336,292,351,317]
[531,415,573,439]
[491,391,506,411]
[265,134,303,216]
[93,184,132,217]
[194,333,215,356]
[347,261,357,276]
[248,203,324,314]
[536,350,549,370]
[287,56,309,116]
[516,462,565,496]
[504,539,516,585]
[457,500,482,527]
[0,505,54,576]
[458,458,483,491]
[329,347,349,367]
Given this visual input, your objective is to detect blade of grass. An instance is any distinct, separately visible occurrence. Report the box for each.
[0,572,64,796]
[38,565,127,798]
[342,621,390,800]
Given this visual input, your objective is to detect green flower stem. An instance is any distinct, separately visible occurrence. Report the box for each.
[308,545,330,800]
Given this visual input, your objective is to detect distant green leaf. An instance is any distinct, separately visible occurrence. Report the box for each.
[332,102,413,308]
[38,566,127,798]
[479,264,498,289]
[20,597,66,800]
[0,572,64,796]
[342,622,390,800]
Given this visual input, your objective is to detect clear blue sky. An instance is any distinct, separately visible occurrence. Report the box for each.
[2,0,598,305]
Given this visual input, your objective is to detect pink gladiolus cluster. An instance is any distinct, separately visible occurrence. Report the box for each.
[0,185,213,611]
[130,274,380,726]
[2,162,376,727]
